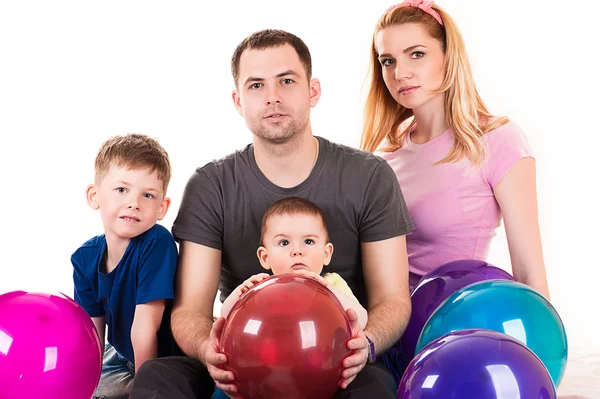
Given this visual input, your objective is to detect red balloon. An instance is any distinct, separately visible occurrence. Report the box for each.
[219,274,352,399]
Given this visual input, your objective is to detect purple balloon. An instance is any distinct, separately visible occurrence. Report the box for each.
[401,260,514,364]
[398,329,556,399]
[0,291,102,398]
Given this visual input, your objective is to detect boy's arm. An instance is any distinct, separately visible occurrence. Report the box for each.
[92,316,106,354]
[326,280,368,330]
[291,270,368,330]
[220,273,271,318]
[131,299,166,371]
[220,290,241,319]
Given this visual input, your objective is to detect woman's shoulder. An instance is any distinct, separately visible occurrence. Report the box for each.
[483,119,528,146]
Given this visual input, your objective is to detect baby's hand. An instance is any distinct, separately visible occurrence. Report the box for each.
[238,273,271,295]
[290,269,330,288]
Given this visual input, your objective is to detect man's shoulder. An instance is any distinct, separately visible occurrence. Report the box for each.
[197,144,253,176]
[320,137,387,167]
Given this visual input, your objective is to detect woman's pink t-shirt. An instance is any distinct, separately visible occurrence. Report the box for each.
[379,121,533,288]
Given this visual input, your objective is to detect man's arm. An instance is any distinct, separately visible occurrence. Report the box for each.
[338,235,411,389]
[172,240,239,394]
[171,240,221,363]
[362,235,411,354]
[131,300,166,371]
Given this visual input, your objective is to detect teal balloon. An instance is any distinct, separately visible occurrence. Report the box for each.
[415,280,568,387]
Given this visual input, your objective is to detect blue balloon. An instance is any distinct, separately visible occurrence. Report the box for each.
[415,280,568,387]
[398,329,556,398]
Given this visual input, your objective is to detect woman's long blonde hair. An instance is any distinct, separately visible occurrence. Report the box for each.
[360,4,507,165]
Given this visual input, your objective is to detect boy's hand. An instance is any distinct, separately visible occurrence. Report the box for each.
[238,273,270,296]
[290,269,331,288]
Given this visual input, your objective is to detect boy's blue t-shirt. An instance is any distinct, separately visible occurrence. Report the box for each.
[72,224,178,365]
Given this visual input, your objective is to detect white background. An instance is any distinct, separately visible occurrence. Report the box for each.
[1,1,598,354]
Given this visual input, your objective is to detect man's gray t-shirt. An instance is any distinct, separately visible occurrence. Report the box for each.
[172,136,415,307]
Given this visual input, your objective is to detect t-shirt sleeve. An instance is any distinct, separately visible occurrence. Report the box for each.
[136,232,179,305]
[359,160,415,242]
[171,167,224,250]
[71,250,104,317]
[483,122,534,189]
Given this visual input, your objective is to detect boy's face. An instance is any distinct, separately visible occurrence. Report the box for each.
[257,213,333,275]
[86,166,170,242]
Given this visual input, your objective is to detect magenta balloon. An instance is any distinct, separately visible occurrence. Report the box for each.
[400,260,514,364]
[0,291,102,398]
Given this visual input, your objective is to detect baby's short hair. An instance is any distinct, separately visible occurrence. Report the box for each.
[94,133,171,192]
[260,197,329,244]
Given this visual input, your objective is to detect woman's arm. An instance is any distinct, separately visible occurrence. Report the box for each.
[494,157,550,299]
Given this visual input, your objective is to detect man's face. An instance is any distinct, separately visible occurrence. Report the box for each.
[232,44,320,144]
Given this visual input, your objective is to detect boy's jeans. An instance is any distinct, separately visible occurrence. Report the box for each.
[93,343,134,399]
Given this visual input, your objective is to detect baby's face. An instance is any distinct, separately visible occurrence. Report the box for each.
[260,213,333,275]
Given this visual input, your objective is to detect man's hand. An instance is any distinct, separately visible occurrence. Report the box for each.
[204,317,239,396]
[339,309,368,389]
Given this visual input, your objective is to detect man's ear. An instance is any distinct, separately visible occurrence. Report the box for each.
[257,246,271,270]
[86,184,99,210]
[308,78,322,108]
[232,89,243,116]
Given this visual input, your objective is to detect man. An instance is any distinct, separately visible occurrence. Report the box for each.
[130,29,414,399]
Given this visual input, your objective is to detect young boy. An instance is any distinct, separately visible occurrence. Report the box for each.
[71,133,178,399]
[220,197,368,329]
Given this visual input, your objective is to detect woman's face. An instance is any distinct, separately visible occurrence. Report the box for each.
[376,22,446,110]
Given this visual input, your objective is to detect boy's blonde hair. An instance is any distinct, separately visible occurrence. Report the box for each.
[95,133,171,192]
[260,197,330,245]
[360,4,508,166]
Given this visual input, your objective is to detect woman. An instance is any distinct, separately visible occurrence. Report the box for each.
[360,0,550,299]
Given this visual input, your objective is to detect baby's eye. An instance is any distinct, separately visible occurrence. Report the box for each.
[278,240,290,247]
[304,239,314,245]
